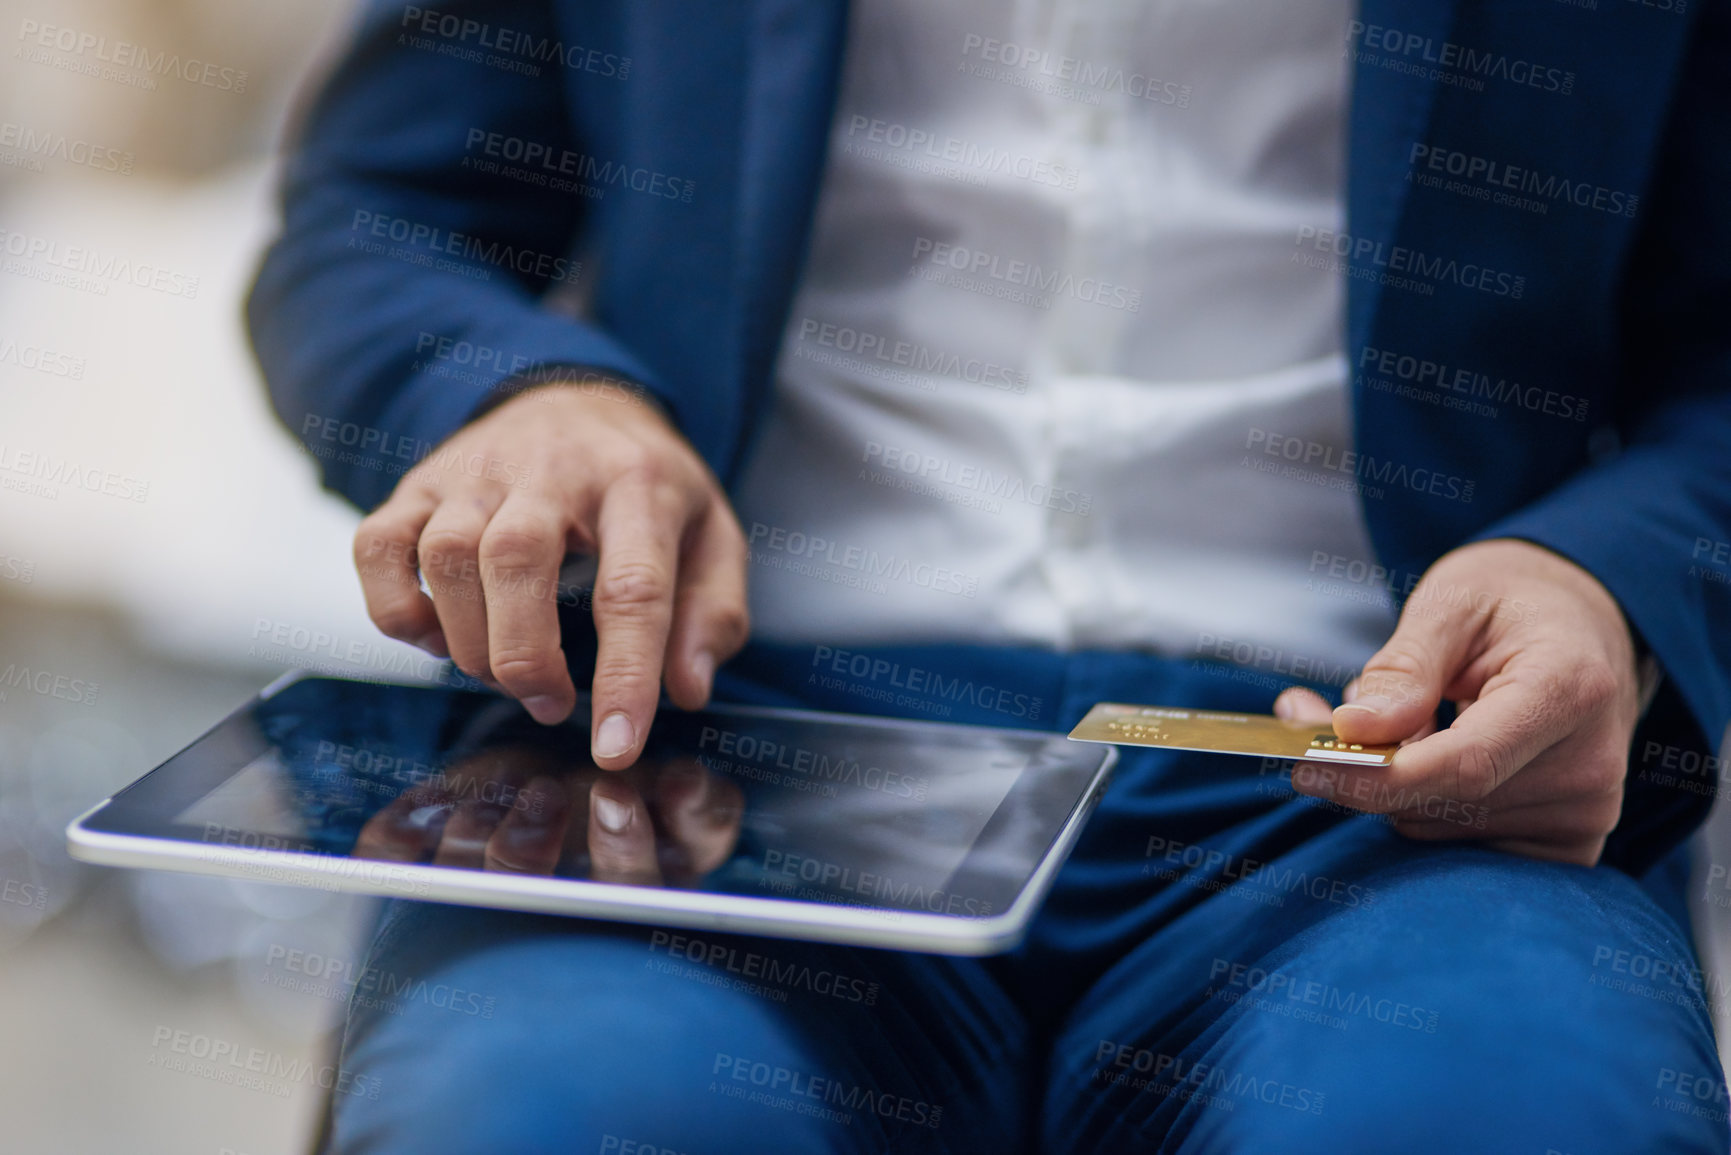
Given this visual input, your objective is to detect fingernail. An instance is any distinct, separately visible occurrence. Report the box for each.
[593,792,631,834]
[1338,694,1393,717]
[415,632,449,658]
[691,651,716,698]
[522,695,564,725]
[594,712,636,759]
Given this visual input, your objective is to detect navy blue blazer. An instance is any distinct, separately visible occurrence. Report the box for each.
[249,0,1731,874]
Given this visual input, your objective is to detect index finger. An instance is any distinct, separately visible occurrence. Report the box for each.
[587,477,693,769]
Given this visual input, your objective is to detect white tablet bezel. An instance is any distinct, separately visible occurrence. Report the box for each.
[66,673,1116,956]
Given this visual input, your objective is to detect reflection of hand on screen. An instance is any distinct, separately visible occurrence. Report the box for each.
[351,750,742,889]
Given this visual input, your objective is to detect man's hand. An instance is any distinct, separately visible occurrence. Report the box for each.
[352,381,750,769]
[1274,538,1642,866]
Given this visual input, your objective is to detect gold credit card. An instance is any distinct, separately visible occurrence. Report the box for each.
[1067,703,1396,766]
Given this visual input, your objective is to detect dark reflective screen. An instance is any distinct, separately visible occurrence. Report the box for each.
[92,678,1109,919]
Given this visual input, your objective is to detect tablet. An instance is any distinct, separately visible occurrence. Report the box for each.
[66,673,1115,955]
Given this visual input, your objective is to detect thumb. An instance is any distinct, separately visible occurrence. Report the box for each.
[1334,607,1473,746]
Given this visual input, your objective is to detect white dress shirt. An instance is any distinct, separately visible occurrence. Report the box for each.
[732,0,1397,677]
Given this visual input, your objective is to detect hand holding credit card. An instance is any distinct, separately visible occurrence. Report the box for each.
[1067,703,1397,766]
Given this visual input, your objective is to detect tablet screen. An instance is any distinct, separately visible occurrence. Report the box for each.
[83,678,1110,922]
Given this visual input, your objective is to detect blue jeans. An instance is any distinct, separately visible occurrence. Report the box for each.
[322,644,1726,1154]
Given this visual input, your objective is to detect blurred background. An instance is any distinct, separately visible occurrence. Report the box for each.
[0,1,422,1151]
[2,2,1730,1153]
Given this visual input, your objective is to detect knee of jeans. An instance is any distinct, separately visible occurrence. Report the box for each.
[1048,850,1725,1154]
[326,930,856,1154]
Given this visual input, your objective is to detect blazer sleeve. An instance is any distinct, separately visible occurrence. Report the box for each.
[1469,0,1731,872]
[246,0,662,512]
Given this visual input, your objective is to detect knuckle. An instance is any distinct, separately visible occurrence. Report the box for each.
[714,503,750,549]
[418,527,478,558]
[369,605,425,641]
[1369,642,1431,687]
[1577,749,1628,795]
[590,657,659,703]
[353,519,406,567]
[1585,793,1624,837]
[1452,738,1514,801]
[596,561,672,612]
[709,604,751,655]
[1571,661,1621,712]
[490,648,560,691]
[478,520,553,571]
[611,446,666,485]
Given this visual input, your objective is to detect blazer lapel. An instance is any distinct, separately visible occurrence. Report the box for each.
[1345,0,1461,353]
